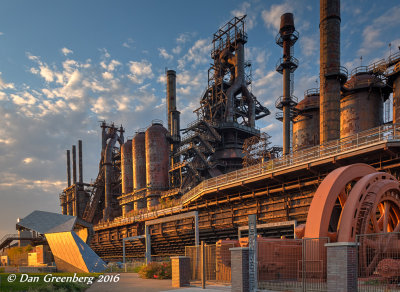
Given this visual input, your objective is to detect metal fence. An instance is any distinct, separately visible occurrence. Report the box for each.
[257,237,329,292]
[357,232,400,292]
[185,242,235,284]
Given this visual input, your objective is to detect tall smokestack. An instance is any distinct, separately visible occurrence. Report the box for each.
[167,70,177,132]
[275,13,299,155]
[166,70,181,168]
[66,150,71,187]
[72,145,77,184]
[320,0,341,144]
[78,140,83,184]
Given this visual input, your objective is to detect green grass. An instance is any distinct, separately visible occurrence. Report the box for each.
[0,273,102,292]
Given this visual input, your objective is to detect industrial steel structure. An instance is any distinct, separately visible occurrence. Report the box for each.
[56,1,400,276]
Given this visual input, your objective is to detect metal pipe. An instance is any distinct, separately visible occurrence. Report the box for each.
[167,70,177,133]
[393,75,400,124]
[320,0,341,144]
[66,150,71,187]
[78,140,83,184]
[72,145,77,184]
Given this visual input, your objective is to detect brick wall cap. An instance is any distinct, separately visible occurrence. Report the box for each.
[325,242,359,247]
[229,247,250,251]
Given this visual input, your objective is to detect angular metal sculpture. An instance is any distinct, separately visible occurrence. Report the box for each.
[17,210,106,273]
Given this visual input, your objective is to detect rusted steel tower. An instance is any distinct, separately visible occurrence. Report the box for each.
[275,13,299,155]
[319,0,347,144]
[168,15,270,192]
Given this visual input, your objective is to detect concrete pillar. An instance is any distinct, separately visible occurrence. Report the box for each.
[171,256,190,288]
[230,247,249,292]
[325,242,358,292]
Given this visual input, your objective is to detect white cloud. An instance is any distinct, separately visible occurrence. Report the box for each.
[358,5,400,56]
[172,46,182,54]
[122,38,134,48]
[39,65,55,82]
[261,3,291,32]
[178,38,211,70]
[0,32,3,36]
[61,47,73,56]
[102,71,113,80]
[23,157,33,164]
[176,33,191,44]
[300,35,318,57]
[231,2,256,30]
[127,60,154,84]
[10,92,36,105]
[0,73,15,89]
[158,48,173,61]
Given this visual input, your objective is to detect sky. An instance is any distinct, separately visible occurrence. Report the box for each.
[0,0,399,236]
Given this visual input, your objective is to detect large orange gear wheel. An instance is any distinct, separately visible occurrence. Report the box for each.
[304,163,375,239]
[304,163,400,276]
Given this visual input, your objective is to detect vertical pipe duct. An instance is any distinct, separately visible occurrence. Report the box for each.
[319,0,341,144]
[66,150,71,187]
[72,145,77,184]
[167,70,181,167]
[167,70,177,134]
[78,140,83,184]
[275,13,299,155]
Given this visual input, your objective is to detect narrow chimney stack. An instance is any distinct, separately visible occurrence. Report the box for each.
[78,140,83,184]
[66,150,71,187]
[319,0,342,144]
[72,145,77,184]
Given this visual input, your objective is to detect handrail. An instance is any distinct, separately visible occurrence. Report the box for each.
[97,123,400,230]
[180,123,400,205]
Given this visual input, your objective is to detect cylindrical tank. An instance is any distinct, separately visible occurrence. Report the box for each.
[121,140,133,194]
[292,89,320,151]
[145,121,169,209]
[132,132,146,190]
[340,70,385,138]
[132,131,147,210]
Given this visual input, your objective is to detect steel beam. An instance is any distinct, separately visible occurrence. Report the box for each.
[238,220,297,239]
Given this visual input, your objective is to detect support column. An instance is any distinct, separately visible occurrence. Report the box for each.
[230,247,249,292]
[325,242,358,292]
[171,256,190,288]
[145,225,151,264]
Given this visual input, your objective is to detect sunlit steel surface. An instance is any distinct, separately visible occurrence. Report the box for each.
[17,210,106,273]
[45,231,106,273]
[292,89,320,151]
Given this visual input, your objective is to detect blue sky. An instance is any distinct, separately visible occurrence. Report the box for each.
[0,0,399,235]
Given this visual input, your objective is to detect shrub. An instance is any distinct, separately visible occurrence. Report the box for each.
[138,261,172,279]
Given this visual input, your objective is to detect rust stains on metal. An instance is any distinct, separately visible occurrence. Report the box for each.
[121,139,133,194]
[319,0,343,144]
[340,69,387,138]
[292,89,320,151]
[275,13,299,155]
[145,121,169,209]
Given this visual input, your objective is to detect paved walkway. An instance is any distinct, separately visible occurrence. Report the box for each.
[86,273,231,292]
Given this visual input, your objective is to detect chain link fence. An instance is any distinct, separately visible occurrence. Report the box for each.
[185,241,236,285]
[357,232,400,292]
[257,237,329,292]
